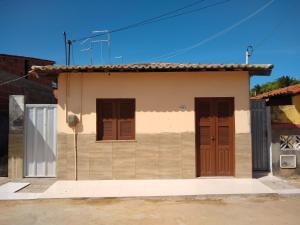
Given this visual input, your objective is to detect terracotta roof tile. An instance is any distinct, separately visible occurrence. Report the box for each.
[253,83,300,99]
[30,63,273,76]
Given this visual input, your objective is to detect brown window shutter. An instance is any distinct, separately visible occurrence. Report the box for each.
[96,99,117,140]
[117,99,135,140]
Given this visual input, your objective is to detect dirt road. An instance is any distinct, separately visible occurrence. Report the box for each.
[1,196,300,225]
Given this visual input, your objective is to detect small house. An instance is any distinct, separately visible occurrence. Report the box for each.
[23,63,273,180]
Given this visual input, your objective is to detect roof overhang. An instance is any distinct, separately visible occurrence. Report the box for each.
[30,63,273,78]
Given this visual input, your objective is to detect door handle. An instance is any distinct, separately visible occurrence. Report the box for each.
[211,136,215,141]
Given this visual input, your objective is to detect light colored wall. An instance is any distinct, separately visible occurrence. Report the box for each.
[57,71,251,135]
[271,94,300,124]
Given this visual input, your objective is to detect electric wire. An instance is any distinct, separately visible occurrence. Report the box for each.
[254,4,294,51]
[0,74,30,86]
[72,0,230,43]
[123,0,230,31]
[149,0,275,61]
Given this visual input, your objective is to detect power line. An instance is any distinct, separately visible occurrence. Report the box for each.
[0,74,29,86]
[135,0,230,27]
[73,0,206,42]
[191,1,294,64]
[72,0,230,43]
[149,0,275,61]
[254,3,294,51]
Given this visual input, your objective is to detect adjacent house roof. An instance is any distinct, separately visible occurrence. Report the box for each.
[0,54,55,64]
[30,63,273,77]
[253,83,300,99]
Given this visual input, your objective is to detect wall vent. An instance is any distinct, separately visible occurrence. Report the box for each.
[280,155,296,169]
[280,135,300,150]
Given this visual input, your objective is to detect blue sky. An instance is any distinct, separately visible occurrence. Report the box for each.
[0,0,299,87]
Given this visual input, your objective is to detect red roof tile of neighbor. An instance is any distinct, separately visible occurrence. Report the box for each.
[253,83,300,99]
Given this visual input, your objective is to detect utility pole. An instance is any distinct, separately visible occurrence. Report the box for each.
[67,40,72,66]
[246,45,253,64]
[63,32,67,65]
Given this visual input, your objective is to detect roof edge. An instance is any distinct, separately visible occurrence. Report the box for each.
[252,83,300,99]
[0,54,55,63]
[30,63,273,77]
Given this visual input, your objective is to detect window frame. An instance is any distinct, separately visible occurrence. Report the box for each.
[96,98,136,141]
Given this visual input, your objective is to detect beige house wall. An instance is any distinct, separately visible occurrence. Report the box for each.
[57,71,252,179]
[58,72,251,134]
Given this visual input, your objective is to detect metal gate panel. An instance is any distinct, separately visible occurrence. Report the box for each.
[251,100,269,171]
[25,104,56,177]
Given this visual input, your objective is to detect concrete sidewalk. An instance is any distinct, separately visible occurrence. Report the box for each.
[258,175,300,195]
[40,178,275,199]
[0,182,40,200]
[2,176,300,200]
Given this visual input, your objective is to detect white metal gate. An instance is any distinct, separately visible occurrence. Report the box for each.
[24,104,57,177]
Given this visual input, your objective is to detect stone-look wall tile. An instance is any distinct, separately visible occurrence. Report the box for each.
[135,134,159,179]
[77,149,89,179]
[76,134,90,179]
[158,133,182,178]
[57,132,197,180]
[8,133,24,179]
[57,134,75,179]
[181,132,196,178]
[65,135,76,179]
[57,132,253,179]
[89,143,113,180]
[112,142,136,179]
[235,133,252,178]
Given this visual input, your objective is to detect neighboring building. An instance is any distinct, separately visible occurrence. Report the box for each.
[0,54,55,86]
[254,84,300,176]
[0,54,55,176]
[24,63,273,180]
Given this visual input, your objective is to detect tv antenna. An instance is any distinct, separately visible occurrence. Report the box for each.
[114,56,123,64]
[92,30,111,64]
[80,38,93,65]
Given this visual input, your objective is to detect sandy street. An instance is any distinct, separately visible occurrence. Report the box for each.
[1,195,300,225]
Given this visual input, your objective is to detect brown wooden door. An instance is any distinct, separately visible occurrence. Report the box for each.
[195,98,234,176]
